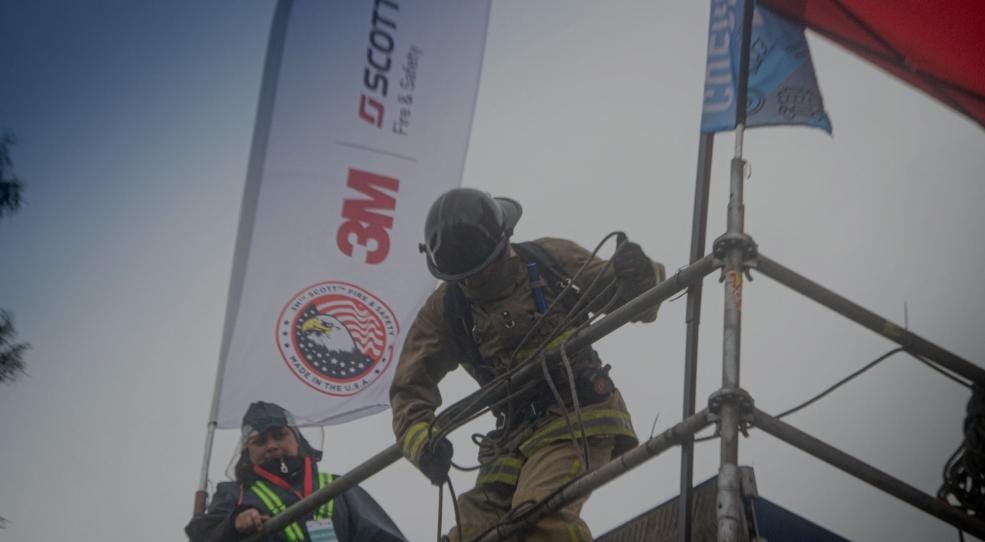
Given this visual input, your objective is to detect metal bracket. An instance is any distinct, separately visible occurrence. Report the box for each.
[708,387,755,418]
[713,232,758,282]
[713,232,758,261]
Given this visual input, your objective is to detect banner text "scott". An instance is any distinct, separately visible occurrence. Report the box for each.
[358,0,399,128]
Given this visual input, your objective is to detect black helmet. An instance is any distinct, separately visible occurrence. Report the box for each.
[420,188,522,280]
[240,401,322,461]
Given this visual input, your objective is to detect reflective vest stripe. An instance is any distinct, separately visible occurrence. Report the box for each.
[316,473,335,520]
[250,481,305,541]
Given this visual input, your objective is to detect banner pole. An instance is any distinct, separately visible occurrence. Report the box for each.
[679,131,714,542]
[193,0,294,515]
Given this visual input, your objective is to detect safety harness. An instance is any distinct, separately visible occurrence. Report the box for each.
[443,241,583,387]
[434,241,635,488]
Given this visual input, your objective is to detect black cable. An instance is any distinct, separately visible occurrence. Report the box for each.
[909,351,972,389]
[451,458,481,472]
[694,432,718,443]
[448,476,463,540]
[690,346,971,444]
[774,347,905,419]
[436,483,444,542]
[939,385,985,518]
[505,232,624,366]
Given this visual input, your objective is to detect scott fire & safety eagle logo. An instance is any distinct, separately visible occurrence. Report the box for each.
[277,281,398,396]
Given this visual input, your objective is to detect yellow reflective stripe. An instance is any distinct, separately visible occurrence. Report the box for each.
[476,455,524,487]
[492,456,523,469]
[533,409,633,441]
[515,328,577,361]
[567,522,584,542]
[520,410,634,457]
[560,457,583,486]
[317,473,335,520]
[250,483,282,514]
[401,421,431,464]
[250,481,305,542]
[477,472,522,486]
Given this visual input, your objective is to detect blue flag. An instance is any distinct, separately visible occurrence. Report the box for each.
[701,0,832,134]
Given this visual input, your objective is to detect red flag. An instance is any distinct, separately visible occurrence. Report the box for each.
[760,0,985,129]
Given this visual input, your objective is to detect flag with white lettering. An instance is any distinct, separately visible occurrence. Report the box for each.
[212,0,490,428]
[701,0,832,133]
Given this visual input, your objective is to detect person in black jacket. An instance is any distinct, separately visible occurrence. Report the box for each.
[186,401,407,542]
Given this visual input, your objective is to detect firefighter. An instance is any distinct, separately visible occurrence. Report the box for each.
[391,188,665,541]
[186,401,407,542]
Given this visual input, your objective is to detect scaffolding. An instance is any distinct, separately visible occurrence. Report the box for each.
[202,2,985,541]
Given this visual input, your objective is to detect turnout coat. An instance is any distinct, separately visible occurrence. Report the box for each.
[391,237,666,488]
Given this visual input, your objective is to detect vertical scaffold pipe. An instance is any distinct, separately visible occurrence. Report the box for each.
[717,155,748,542]
[717,0,755,539]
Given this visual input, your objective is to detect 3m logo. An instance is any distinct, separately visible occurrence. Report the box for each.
[336,168,399,265]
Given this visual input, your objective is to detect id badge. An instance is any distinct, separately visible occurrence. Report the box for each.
[305,519,337,542]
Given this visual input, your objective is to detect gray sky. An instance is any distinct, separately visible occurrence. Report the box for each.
[1,1,983,541]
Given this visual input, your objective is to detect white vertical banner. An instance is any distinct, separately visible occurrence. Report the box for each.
[213,0,490,428]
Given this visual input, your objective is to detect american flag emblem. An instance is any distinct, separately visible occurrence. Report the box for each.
[277,281,398,396]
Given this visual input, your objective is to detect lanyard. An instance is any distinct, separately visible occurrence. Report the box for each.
[253,456,314,500]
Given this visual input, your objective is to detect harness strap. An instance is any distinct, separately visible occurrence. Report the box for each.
[445,241,581,387]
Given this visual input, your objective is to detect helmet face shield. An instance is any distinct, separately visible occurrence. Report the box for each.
[422,189,522,281]
[427,224,504,278]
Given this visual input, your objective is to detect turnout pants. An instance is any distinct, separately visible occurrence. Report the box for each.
[449,437,614,542]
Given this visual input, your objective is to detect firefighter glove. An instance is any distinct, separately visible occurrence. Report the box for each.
[418,437,454,486]
[613,241,651,283]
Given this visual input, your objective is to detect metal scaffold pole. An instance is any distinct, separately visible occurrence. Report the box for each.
[755,254,985,385]
[716,1,755,540]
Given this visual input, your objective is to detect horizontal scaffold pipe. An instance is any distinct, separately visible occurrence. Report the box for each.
[471,410,713,542]
[752,408,985,539]
[443,253,719,427]
[241,254,718,542]
[756,254,985,386]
